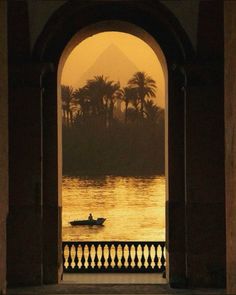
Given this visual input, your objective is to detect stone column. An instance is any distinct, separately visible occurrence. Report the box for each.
[225,2,236,294]
[0,1,8,294]
[166,65,187,287]
[186,63,225,287]
[6,1,45,286]
[185,0,225,287]
[7,64,43,286]
[42,69,62,284]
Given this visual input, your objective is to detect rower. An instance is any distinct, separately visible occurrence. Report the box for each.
[88,213,93,221]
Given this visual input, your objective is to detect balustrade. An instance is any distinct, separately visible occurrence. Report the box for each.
[62,241,166,273]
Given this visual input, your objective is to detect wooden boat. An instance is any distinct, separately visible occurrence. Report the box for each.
[69,217,106,226]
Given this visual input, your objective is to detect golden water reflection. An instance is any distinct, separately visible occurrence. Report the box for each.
[62,175,165,241]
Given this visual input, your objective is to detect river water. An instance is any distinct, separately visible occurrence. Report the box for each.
[62,175,165,241]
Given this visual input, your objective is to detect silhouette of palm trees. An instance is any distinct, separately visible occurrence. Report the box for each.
[61,85,75,126]
[62,71,158,126]
[105,80,120,127]
[73,86,91,119]
[61,72,164,175]
[73,75,121,127]
[85,75,109,117]
[121,87,139,123]
[144,99,162,124]
[128,71,157,118]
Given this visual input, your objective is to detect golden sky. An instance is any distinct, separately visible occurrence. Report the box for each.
[61,32,165,108]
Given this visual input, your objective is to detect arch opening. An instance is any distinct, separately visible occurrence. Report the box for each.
[59,24,168,282]
[37,3,190,286]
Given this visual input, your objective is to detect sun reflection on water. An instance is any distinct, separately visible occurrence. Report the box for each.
[62,175,165,241]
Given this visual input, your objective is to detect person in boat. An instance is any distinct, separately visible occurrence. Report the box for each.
[88,213,93,221]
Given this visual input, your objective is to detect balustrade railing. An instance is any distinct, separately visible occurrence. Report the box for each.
[62,241,166,273]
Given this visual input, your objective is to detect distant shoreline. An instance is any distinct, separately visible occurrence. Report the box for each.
[63,171,165,178]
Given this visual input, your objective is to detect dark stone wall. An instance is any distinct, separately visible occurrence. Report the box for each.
[5,0,226,289]
[7,0,62,286]
[185,0,225,287]
[27,1,199,54]
[225,2,236,294]
[0,2,8,294]
[42,70,63,284]
[7,0,43,286]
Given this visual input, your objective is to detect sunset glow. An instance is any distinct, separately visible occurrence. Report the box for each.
[61,31,166,243]
[61,32,165,108]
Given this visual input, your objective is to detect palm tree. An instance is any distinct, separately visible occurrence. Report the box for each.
[121,86,139,123]
[144,99,162,123]
[105,81,120,127]
[128,71,157,118]
[73,86,91,119]
[86,76,121,126]
[75,75,120,127]
[61,85,74,126]
[86,75,108,116]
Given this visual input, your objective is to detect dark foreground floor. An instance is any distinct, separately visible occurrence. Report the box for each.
[7,284,226,295]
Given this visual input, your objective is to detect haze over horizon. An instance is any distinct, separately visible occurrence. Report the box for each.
[77,43,139,88]
[61,32,165,108]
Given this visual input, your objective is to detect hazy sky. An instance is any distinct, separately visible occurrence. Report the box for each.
[61,32,165,108]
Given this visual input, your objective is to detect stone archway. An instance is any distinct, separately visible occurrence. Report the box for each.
[33,1,193,287]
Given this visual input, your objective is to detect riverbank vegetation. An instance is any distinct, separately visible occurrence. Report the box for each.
[62,71,164,175]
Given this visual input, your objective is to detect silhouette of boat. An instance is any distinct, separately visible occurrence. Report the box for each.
[69,217,106,226]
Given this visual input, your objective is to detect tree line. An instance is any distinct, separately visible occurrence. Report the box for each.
[62,71,165,175]
[62,71,162,126]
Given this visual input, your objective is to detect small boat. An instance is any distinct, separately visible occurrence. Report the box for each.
[69,217,106,226]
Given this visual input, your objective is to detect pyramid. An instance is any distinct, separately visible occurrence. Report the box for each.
[76,44,139,88]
